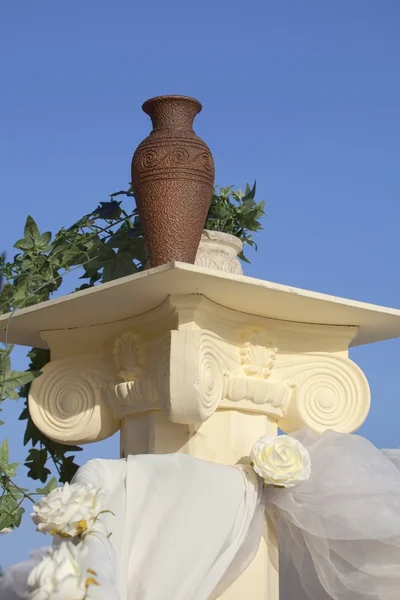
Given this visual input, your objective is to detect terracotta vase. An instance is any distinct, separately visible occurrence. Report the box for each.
[131,95,215,267]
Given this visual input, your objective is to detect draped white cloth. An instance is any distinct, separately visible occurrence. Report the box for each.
[3,429,400,600]
[73,454,264,600]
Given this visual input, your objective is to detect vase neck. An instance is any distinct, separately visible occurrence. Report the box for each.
[142,95,202,132]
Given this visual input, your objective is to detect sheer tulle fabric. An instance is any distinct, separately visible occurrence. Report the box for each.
[273,429,400,600]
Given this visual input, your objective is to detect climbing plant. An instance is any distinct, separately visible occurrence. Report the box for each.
[0,182,265,531]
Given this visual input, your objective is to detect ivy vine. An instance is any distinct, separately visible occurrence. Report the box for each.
[0,183,265,532]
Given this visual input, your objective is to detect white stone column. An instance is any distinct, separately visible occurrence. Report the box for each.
[27,293,371,600]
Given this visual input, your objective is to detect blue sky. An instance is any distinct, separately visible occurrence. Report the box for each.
[1,0,400,568]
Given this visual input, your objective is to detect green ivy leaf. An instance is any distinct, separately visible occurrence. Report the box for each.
[3,462,19,478]
[0,366,37,401]
[59,455,80,483]
[102,250,138,283]
[36,231,52,250]
[12,277,30,306]
[94,200,122,220]
[26,348,51,372]
[25,448,51,483]
[0,514,14,531]
[0,438,9,469]
[12,506,25,527]
[24,216,41,242]
[14,216,40,251]
[47,440,82,456]
[0,504,24,531]
[0,490,25,529]
[238,251,251,264]
[22,412,43,447]
[36,477,58,496]
[243,181,256,201]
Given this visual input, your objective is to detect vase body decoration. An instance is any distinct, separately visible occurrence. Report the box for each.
[132,95,215,268]
[195,230,243,275]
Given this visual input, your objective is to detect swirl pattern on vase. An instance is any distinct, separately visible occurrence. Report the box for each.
[134,139,214,185]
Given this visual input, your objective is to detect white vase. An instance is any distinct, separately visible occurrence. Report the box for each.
[195,230,243,275]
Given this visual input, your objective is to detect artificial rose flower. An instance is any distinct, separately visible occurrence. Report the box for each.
[0,548,49,599]
[31,482,104,538]
[250,433,311,488]
[27,542,98,600]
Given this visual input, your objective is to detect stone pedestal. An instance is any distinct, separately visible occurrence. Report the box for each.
[2,263,400,599]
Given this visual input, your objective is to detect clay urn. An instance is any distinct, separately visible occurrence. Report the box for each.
[131,95,215,267]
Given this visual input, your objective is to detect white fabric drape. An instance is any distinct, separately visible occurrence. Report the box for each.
[73,454,264,600]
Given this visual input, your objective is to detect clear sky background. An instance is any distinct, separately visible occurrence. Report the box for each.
[1,0,400,569]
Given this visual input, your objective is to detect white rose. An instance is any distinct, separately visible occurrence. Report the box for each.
[250,434,311,488]
[27,542,98,600]
[31,482,105,538]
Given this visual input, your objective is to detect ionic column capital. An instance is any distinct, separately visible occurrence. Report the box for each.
[28,294,370,444]
[29,356,119,445]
